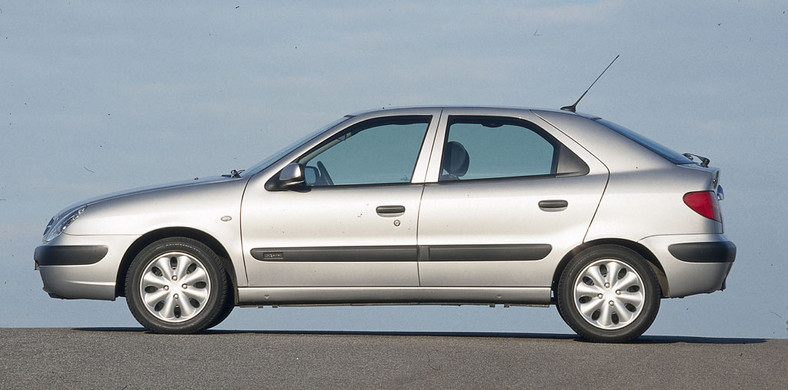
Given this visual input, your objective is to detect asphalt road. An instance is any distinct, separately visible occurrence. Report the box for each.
[1,328,785,389]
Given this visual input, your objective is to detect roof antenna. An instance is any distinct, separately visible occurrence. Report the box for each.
[561,54,619,113]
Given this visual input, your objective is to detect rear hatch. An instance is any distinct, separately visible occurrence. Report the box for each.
[595,118,726,223]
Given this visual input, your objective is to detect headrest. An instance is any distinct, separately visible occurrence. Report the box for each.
[443,141,469,177]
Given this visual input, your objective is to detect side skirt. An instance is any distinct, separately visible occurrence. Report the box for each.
[237,287,552,306]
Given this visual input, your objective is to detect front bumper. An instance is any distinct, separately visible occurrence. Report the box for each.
[34,234,139,300]
[34,245,108,266]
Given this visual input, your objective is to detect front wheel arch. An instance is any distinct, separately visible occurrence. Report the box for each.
[116,228,237,303]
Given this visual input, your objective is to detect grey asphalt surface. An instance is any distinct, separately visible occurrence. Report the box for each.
[1,328,785,389]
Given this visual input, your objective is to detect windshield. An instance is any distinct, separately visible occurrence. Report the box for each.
[241,115,353,177]
[596,119,692,165]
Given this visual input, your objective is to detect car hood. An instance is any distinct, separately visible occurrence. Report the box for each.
[56,175,237,214]
[55,174,250,236]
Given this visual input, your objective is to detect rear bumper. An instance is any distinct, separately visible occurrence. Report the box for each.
[639,234,735,298]
[668,241,736,263]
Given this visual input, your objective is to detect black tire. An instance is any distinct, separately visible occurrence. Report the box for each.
[125,237,231,333]
[557,245,661,342]
[205,280,235,330]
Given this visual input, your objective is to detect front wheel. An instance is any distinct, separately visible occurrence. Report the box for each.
[557,245,661,342]
[125,238,231,333]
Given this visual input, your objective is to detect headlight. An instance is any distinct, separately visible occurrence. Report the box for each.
[43,206,86,243]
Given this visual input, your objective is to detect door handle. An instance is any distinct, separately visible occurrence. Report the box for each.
[376,205,406,215]
[538,200,568,211]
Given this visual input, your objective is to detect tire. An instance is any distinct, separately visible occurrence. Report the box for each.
[557,245,661,342]
[125,238,231,333]
[206,281,235,330]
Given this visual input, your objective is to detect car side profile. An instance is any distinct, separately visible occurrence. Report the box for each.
[34,106,735,342]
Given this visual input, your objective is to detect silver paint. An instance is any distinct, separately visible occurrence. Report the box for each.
[35,106,734,332]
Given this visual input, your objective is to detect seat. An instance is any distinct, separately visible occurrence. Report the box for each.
[441,141,470,181]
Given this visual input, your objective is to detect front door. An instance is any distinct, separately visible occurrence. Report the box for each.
[241,113,438,287]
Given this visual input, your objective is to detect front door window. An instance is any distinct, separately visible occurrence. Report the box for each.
[298,116,431,186]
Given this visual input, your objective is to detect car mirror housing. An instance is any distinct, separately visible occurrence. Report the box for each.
[278,163,305,188]
[264,162,306,191]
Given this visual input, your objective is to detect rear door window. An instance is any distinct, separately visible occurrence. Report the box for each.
[440,116,558,181]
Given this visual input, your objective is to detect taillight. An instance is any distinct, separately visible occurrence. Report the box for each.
[683,191,722,222]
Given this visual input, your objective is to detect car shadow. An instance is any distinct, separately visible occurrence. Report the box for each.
[72,327,768,344]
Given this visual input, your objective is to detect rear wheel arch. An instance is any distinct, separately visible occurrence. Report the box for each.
[552,239,669,299]
[116,227,237,302]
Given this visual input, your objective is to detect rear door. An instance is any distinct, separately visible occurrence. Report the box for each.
[417,109,608,288]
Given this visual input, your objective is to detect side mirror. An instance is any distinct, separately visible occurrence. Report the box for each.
[278,163,305,188]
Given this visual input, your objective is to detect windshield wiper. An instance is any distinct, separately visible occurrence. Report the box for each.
[222,169,245,178]
[683,153,710,167]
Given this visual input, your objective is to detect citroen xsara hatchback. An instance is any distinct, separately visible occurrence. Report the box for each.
[34,107,735,342]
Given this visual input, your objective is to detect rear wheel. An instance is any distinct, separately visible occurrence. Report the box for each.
[125,238,231,333]
[557,245,661,342]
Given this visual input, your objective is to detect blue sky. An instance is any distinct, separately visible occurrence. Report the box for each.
[1,1,786,338]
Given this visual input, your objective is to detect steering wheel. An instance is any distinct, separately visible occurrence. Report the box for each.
[316,161,334,186]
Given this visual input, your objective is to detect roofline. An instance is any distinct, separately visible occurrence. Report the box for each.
[347,105,602,119]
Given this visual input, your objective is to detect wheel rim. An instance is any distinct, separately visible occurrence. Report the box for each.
[139,251,212,323]
[572,259,645,330]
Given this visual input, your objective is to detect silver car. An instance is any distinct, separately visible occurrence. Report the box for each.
[34,107,735,342]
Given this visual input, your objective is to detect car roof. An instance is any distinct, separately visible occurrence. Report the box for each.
[347,106,601,120]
